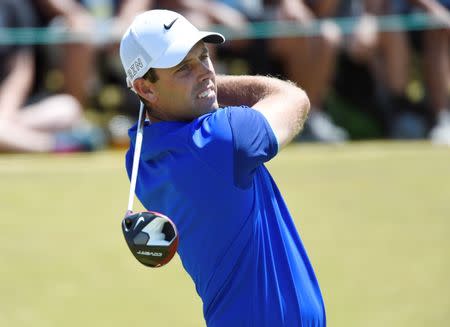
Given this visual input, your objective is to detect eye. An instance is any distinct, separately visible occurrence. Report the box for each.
[176,63,191,73]
[200,53,209,61]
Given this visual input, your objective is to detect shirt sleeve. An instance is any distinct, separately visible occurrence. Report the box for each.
[226,106,279,188]
[189,106,278,189]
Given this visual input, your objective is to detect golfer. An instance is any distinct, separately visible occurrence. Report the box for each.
[120,9,325,327]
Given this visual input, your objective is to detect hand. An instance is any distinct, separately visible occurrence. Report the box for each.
[206,2,249,32]
[65,8,96,34]
[415,0,450,34]
[430,5,450,32]
[348,14,378,61]
[277,0,316,26]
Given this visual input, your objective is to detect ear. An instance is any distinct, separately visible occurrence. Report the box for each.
[133,78,158,104]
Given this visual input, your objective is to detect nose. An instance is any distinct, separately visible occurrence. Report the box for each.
[197,60,213,83]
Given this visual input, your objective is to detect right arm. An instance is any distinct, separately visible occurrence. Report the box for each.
[216,75,310,149]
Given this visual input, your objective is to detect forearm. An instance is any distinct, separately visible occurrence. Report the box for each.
[117,0,154,22]
[113,0,153,36]
[412,0,450,14]
[217,75,276,107]
[412,0,450,27]
[177,0,212,12]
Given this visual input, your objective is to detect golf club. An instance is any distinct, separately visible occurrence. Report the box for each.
[121,101,179,268]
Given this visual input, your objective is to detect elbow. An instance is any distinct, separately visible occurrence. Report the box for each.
[286,80,310,121]
[302,89,311,117]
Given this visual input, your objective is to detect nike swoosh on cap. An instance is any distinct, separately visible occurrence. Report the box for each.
[164,18,178,30]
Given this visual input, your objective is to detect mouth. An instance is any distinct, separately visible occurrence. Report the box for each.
[197,86,215,99]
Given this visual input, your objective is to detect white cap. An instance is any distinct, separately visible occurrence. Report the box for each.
[120,10,225,89]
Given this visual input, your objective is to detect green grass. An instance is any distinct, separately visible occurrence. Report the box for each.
[1,142,449,327]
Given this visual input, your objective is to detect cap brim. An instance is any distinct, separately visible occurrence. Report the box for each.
[150,31,225,69]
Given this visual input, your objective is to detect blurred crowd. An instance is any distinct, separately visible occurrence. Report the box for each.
[0,0,449,153]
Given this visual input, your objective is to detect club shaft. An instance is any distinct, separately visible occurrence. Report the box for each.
[127,101,146,212]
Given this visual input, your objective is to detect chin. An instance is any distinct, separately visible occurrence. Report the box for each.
[196,99,218,115]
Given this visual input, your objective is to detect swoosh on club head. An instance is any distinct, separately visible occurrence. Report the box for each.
[134,216,145,230]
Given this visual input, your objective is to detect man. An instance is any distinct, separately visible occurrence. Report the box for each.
[373,0,450,143]
[120,9,325,326]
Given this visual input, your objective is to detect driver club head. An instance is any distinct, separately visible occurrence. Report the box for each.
[122,211,179,268]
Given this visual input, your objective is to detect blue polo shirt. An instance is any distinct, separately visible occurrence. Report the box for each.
[126,106,325,327]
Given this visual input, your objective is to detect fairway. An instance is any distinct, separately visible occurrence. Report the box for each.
[1,142,449,327]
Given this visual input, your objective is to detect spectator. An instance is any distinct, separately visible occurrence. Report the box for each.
[217,0,350,142]
[366,0,450,143]
[276,0,350,142]
[332,0,415,138]
[34,0,153,108]
[0,0,104,153]
[410,0,450,145]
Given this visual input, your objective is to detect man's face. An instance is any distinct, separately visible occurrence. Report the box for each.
[147,41,218,121]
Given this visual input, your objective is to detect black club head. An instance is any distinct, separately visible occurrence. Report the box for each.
[121,211,179,268]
